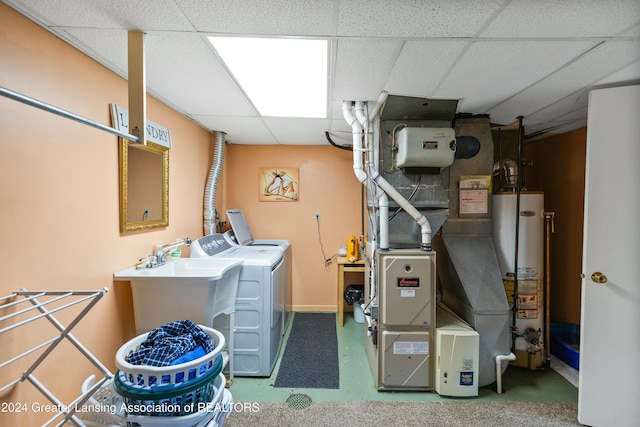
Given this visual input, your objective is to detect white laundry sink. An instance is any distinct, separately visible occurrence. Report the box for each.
[114,258,242,334]
[114,257,242,280]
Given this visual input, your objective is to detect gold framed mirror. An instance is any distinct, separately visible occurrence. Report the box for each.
[119,137,169,233]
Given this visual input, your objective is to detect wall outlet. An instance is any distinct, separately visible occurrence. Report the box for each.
[315,212,320,222]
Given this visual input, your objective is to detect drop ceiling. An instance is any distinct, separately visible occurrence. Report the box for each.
[4,0,640,145]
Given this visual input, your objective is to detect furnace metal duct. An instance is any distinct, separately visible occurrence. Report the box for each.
[432,221,511,387]
[434,116,511,387]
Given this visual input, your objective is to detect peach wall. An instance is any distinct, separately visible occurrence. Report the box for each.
[224,145,364,311]
[0,4,214,424]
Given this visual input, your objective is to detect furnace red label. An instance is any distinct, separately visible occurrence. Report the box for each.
[397,277,420,287]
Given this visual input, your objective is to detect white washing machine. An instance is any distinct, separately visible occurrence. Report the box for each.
[191,233,286,377]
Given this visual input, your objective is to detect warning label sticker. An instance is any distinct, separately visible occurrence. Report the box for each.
[393,341,429,355]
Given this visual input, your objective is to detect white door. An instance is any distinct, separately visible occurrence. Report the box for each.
[578,85,640,427]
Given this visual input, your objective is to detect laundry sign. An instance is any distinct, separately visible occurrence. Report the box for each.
[109,104,172,148]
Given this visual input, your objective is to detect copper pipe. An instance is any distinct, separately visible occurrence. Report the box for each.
[544,211,555,367]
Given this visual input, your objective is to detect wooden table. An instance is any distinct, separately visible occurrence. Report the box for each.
[337,256,365,327]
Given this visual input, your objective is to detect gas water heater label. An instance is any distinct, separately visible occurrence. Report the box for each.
[393,341,429,355]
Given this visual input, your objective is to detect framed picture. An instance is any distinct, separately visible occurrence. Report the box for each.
[259,167,299,202]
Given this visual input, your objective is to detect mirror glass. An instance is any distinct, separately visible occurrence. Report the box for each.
[119,137,169,233]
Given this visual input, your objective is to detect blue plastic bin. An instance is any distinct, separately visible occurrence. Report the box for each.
[550,323,580,370]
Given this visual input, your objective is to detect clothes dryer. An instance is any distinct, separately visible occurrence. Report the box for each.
[222,229,291,331]
[191,233,286,377]
[225,209,291,331]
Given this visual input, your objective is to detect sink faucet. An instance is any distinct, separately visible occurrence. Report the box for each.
[136,237,192,269]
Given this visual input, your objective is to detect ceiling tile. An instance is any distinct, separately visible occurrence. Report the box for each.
[145,33,257,116]
[439,40,595,112]
[62,30,258,117]
[332,39,402,101]
[174,0,337,36]
[487,40,640,124]
[481,0,640,38]
[5,0,194,30]
[593,60,640,86]
[5,0,640,143]
[263,118,331,145]
[192,116,277,145]
[62,28,128,76]
[385,40,468,97]
[621,24,640,37]
[337,0,504,37]
[523,93,589,127]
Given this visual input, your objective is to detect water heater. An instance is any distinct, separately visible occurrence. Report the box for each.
[492,192,545,366]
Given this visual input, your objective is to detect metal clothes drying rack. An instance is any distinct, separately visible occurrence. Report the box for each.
[0,288,112,426]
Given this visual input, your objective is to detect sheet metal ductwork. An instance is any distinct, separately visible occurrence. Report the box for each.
[432,221,510,387]
[435,116,511,387]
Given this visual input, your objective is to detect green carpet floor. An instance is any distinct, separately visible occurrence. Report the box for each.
[228,312,578,404]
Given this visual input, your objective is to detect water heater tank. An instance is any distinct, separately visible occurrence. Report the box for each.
[395,127,456,168]
[492,192,544,354]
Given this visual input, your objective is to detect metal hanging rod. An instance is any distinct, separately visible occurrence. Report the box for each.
[0,85,140,142]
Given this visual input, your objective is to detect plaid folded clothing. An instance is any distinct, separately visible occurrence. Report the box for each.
[126,320,214,367]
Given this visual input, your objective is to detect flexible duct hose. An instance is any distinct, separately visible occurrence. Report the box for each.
[203,131,225,236]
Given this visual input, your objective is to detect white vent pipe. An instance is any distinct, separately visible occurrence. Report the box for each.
[203,131,225,236]
[343,101,433,251]
[495,352,516,394]
[342,102,367,185]
[353,101,390,251]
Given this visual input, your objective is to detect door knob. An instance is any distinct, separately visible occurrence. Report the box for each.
[591,272,608,284]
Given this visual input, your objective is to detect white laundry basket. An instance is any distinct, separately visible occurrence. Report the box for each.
[115,326,225,388]
[122,373,227,426]
[78,373,230,426]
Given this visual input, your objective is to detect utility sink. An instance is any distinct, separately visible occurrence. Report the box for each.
[114,257,242,280]
[114,258,243,335]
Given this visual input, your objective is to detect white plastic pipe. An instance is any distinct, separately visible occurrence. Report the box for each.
[343,100,433,251]
[354,101,368,129]
[378,194,389,250]
[495,352,516,394]
[356,101,391,250]
[342,101,367,185]
[371,171,433,250]
[367,241,377,315]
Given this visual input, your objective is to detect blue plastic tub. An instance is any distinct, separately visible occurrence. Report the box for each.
[550,323,580,370]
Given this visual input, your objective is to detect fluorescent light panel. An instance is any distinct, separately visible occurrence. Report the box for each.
[209,37,328,118]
